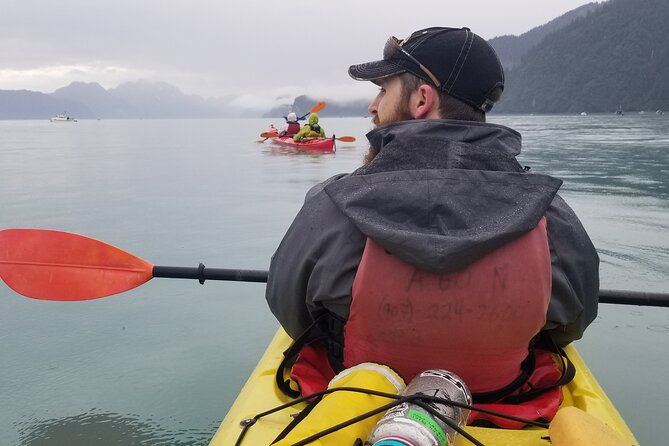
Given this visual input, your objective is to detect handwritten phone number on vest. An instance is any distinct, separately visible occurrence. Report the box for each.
[377,298,523,324]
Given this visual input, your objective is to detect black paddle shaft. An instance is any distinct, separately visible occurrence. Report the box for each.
[598,289,669,307]
[152,265,668,307]
[152,264,268,284]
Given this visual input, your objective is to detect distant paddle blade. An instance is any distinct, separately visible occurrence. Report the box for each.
[0,229,154,301]
[336,136,356,142]
[311,101,326,113]
[260,131,278,138]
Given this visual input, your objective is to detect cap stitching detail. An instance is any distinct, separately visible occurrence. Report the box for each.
[349,59,408,81]
[407,33,433,53]
[405,31,450,88]
[444,30,473,93]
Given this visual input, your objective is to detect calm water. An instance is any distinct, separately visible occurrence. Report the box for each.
[0,115,667,445]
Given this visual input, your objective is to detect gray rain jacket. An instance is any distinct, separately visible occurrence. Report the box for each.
[266,119,599,347]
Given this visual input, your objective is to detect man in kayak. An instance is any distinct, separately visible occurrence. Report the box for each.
[279,112,301,137]
[293,113,326,141]
[266,27,599,418]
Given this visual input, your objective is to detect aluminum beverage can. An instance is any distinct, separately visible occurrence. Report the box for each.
[366,369,472,446]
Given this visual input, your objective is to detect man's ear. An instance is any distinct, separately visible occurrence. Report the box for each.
[412,84,440,119]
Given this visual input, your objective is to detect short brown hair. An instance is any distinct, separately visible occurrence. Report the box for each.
[398,73,486,122]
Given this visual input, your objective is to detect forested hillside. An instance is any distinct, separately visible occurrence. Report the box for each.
[489,3,600,70]
[495,0,669,113]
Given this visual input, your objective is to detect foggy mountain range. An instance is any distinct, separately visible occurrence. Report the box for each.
[1,0,667,119]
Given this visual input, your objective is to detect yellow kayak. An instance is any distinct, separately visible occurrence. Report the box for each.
[209,329,638,446]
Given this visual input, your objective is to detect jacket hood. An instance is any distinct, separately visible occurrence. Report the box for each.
[308,113,319,126]
[322,119,562,273]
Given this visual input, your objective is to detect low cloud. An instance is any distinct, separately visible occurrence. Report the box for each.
[226,82,377,113]
[0,64,150,93]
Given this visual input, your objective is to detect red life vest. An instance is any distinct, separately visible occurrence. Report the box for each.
[285,122,300,136]
[343,218,552,393]
[288,218,567,428]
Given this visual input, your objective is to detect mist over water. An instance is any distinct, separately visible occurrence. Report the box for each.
[0,115,667,445]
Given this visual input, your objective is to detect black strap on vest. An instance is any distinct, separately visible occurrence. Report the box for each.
[275,314,345,399]
[326,315,345,372]
[472,333,576,405]
[275,321,317,398]
[471,350,537,404]
[501,336,576,404]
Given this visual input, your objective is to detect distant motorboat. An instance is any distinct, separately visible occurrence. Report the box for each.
[580,112,588,116]
[50,114,77,122]
[656,110,664,115]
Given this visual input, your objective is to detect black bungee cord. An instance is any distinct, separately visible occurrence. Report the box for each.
[233,385,551,446]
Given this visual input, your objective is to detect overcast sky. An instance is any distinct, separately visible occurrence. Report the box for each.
[1,0,599,110]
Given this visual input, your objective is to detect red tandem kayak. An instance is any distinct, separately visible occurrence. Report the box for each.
[270,135,336,151]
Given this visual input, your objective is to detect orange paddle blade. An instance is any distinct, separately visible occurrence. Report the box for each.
[259,131,278,138]
[311,101,326,113]
[336,136,356,142]
[0,229,154,301]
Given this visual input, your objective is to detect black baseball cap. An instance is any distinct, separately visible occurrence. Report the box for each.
[348,27,504,112]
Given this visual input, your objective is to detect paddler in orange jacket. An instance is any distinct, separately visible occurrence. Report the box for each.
[266,27,599,423]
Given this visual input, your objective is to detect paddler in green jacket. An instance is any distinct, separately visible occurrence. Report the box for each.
[293,113,326,141]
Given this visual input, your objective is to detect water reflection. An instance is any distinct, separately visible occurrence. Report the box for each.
[262,145,336,157]
[17,411,211,446]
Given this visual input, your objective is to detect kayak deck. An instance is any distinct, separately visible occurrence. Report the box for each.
[270,136,335,152]
[209,329,638,446]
